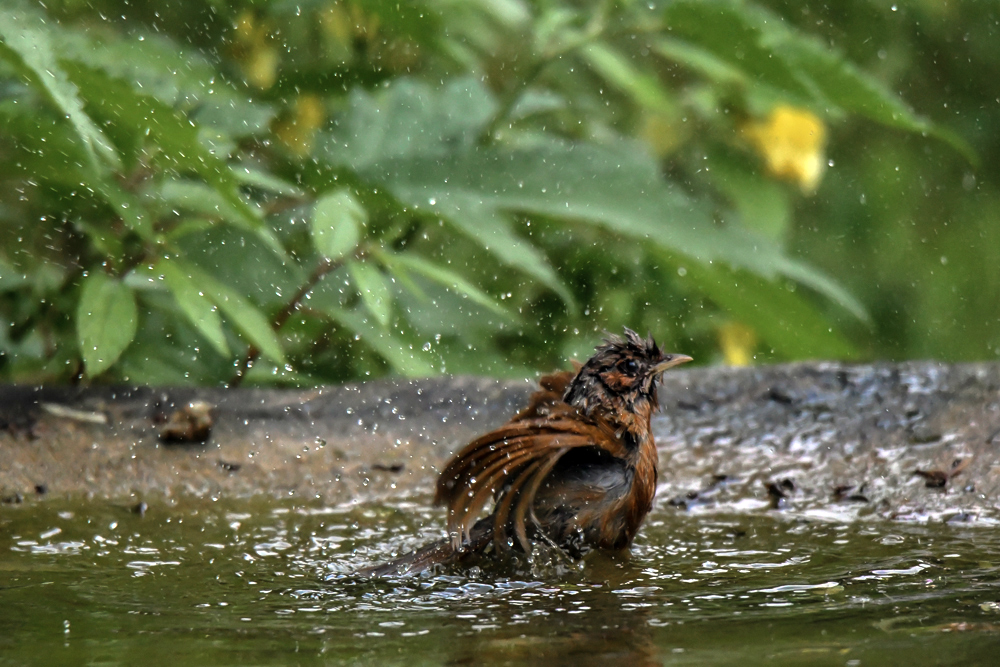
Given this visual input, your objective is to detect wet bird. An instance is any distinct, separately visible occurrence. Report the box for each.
[362,328,692,576]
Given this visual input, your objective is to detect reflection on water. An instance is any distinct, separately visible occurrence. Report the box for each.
[2,496,1000,665]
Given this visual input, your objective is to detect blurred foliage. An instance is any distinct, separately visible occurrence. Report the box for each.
[0,0,989,387]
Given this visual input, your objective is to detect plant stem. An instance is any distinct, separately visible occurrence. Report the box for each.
[229,256,342,387]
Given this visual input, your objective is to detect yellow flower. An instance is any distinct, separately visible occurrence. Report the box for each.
[743,105,827,192]
[319,4,354,64]
[319,4,353,45]
[273,94,327,157]
[718,321,757,366]
[232,11,279,90]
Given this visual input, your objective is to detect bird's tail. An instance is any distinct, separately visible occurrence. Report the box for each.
[356,518,494,577]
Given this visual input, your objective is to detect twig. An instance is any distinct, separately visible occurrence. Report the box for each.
[229,255,345,387]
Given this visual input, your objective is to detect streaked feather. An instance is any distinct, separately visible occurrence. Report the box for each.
[359,328,691,576]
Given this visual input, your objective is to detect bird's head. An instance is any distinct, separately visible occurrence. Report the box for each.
[563,328,692,418]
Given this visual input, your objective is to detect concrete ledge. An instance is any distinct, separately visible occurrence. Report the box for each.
[2,362,998,521]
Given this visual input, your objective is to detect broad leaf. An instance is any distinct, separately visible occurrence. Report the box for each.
[428,199,575,309]
[114,291,236,385]
[158,258,231,357]
[159,179,256,226]
[318,79,864,319]
[0,257,28,293]
[663,1,813,101]
[662,0,973,160]
[392,274,510,339]
[57,29,233,109]
[680,260,858,360]
[652,37,748,87]
[232,166,305,197]
[380,251,510,318]
[705,148,791,243]
[56,24,276,144]
[773,35,975,162]
[64,65,287,257]
[0,5,120,171]
[94,181,155,240]
[347,260,392,327]
[322,76,496,171]
[183,266,287,366]
[323,306,435,377]
[312,189,365,260]
[76,272,137,376]
[386,138,866,319]
[583,42,678,115]
[173,225,304,309]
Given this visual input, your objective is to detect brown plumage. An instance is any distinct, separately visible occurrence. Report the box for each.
[360,328,692,576]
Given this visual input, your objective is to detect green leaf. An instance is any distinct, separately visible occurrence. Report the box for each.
[662,0,973,161]
[680,261,858,360]
[772,35,975,162]
[193,101,277,140]
[93,181,155,241]
[769,254,869,324]
[311,189,365,260]
[582,42,678,116]
[74,220,126,262]
[155,180,286,260]
[62,65,289,256]
[172,225,304,309]
[433,199,575,309]
[662,0,814,102]
[55,24,277,145]
[396,139,863,317]
[0,257,28,293]
[392,274,510,339]
[56,28,234,109]
[183,265,286,366]
[0,5,120,171]
[380,251,511,318]
[239,361,319,387]
[322,76,497,171]
[323,306,435,377]
[347,260,392,327]
[652,37,749,87]
[114,290,235,385]
[319,78,865,321]
[705,148,791,243]
[158,258,231,357]
[76,272,138,376]
[232,166,305,197]
[158,179,251,222]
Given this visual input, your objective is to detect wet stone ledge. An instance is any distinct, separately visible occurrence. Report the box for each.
[1,362,998,523]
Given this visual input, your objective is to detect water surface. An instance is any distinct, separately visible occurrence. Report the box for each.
[2,497,999,665]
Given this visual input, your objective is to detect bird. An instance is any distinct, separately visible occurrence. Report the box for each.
[360,328,692,576]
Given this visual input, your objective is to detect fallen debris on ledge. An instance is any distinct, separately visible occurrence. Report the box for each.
[1,362,998,523]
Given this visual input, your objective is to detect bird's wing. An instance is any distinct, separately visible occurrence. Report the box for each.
[435,401,620,552]
[508,369,575,421]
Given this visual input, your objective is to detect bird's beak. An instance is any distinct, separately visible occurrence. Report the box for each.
[652,354,693,374]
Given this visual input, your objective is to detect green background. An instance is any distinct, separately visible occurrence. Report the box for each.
[0,0,995,386]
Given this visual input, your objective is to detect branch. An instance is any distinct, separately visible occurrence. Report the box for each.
[229,255,345,387]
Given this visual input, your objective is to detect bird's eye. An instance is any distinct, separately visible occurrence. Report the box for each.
[621,359,639,374]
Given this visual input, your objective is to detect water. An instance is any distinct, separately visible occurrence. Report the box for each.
[2,497,1000,665]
